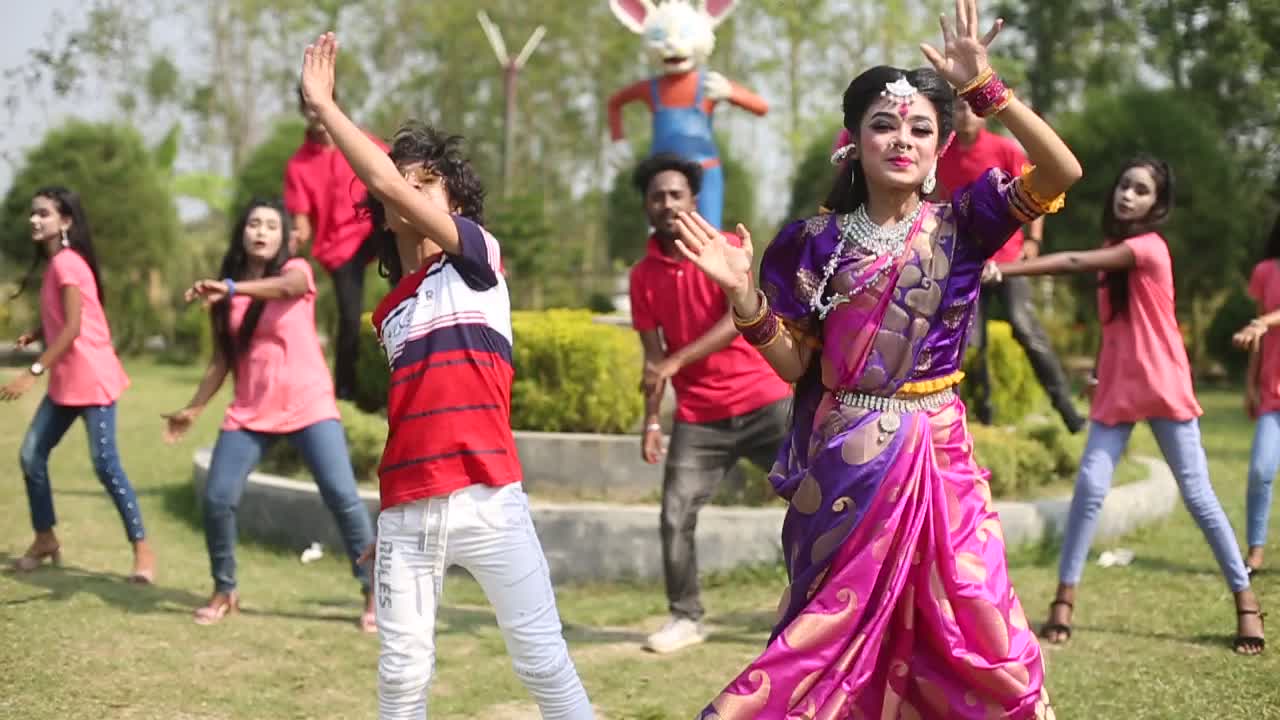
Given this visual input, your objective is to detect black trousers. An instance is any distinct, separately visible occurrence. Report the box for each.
[328,233,380,401]
[971,275,1085,432]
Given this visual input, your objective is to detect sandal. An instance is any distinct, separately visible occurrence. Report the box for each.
[1234,608,1266,655]
[12,542,61,572]
[193,591,240,626]
[1040,599,1073,644]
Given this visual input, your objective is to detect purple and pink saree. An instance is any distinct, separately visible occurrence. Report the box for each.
[701,169,1055,720]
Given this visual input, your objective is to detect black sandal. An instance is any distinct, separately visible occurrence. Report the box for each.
[1234,608,1266,655]
[1040,599,1073,644]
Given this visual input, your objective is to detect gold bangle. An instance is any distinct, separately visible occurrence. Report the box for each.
[751,323,786,350]
[732,289,770,329]
[956,66,995,96]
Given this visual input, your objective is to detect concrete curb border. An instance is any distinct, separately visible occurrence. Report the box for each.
[191,452,1177,584]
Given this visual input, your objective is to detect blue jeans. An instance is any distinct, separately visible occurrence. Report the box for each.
[1059,418,1250,592]
[19,396,146,542]
[1247,411,1280,549]
[204,419,374,593]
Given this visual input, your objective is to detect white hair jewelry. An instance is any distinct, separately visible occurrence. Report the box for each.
[882,77,918,116]
[830,143,856,166]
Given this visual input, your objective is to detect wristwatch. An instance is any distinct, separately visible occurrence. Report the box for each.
[29,361,45,376]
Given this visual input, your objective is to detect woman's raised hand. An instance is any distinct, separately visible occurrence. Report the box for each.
[671,212,755,304]
[920,0,1003,88]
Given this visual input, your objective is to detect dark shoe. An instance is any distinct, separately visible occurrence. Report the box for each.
[1040,599,1073,644]
[1234,607,1266,655]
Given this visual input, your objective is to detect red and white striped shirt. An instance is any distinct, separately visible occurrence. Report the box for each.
[371,216,521,509]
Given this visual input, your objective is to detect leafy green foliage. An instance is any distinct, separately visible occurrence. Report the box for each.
[961,320,1048,425]
[231,118,306,212]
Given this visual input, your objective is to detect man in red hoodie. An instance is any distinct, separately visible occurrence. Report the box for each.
[284,83,388,401]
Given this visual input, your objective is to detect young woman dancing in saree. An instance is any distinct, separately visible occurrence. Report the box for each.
[672,1,1075,716]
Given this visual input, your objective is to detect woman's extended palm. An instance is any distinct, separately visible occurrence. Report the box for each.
[671,211,754,298]
[920,0,1003,88]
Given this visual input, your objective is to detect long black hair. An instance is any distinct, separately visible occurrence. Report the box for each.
[1262,213,1280,261]
[211,199,292,367]
[13,186,105,303]
[823,66,956,214]
[361,121,487,285]
[1100,155,1174,320]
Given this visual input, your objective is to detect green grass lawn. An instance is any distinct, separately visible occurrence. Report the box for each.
[1,360,1278,719]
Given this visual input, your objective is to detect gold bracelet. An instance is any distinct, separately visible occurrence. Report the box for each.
[732,289,770,329]
[751,322,786,350]
[956,66,995,96]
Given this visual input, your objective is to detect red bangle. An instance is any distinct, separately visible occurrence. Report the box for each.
[963,73,1013,118]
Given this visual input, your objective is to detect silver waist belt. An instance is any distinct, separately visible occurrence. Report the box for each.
[832,387,957,414]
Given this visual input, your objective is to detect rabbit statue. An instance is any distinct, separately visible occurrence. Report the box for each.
[606,0,768,229]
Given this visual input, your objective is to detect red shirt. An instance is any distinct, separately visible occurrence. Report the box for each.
[283,133,389,272]
[630,234,792,424]
[370,216,520,509]
[938,129,1029,263]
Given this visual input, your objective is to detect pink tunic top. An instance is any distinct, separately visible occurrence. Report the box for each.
[1091,233,1202,425]
[40,250,129,406]
[221,258,339,433]
[1249,259,1280,416]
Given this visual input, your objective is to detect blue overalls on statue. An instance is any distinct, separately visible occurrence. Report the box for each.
[649,72,724,230]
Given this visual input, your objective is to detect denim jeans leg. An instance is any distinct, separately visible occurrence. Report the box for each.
[1246,411,1280,549]
[661,420,735,621]
[204,429,271,592]
[1149,418,1250,592]
[82,403,147,542]
[18,396,79,533]
[288,419,376,590]
[1058,421,1132,585]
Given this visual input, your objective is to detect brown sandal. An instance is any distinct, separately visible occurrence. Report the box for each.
[12,543,61,572]
[193,591,240,626]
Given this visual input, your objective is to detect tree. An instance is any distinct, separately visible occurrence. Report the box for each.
[1,121,182,351]
[784,122,843,225]
[231,118,308,213]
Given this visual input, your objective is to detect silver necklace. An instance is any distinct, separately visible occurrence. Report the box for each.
[810,202,921,319]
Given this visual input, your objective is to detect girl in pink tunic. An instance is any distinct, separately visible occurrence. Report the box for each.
[162,199,375,629]
[3,187,156,583]
[1230,218,1280,576]
[993,156,1264,655]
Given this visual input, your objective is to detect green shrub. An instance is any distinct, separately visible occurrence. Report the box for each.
[161,302,213,365]
[1206,286,1256,377]
[969,423,1057,498]
[354,308,644,434]
[960,320,1047,424]
[511,310,644,434]
[354,311,391,413]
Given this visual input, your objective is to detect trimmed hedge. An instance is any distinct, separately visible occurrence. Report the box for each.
[510,310,644,434]
[353,308,645,435]
[960,320,1047,425]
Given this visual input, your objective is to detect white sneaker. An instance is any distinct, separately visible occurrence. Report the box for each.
[643,616,706,654]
